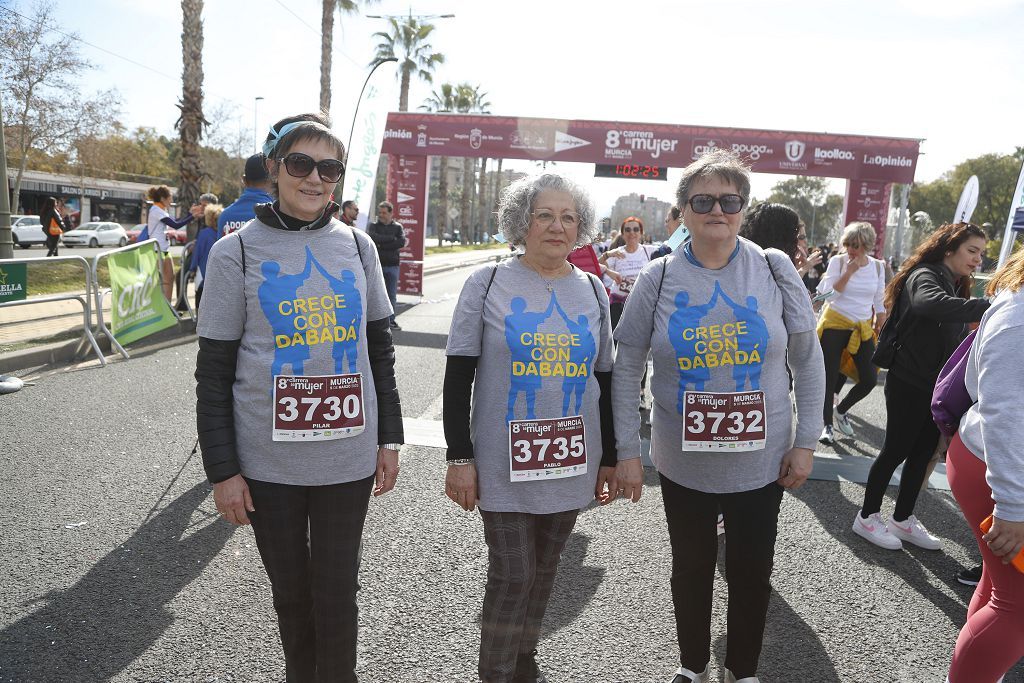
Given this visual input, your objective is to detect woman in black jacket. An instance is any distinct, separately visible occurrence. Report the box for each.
[39,196,65,257]
[852,222,990,552]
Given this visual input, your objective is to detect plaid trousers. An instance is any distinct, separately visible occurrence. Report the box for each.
[478,509,579,683]
[246,475,373,683]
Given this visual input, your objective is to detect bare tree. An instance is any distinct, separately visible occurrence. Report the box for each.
[0,0,118,209]
[177,0,208,230]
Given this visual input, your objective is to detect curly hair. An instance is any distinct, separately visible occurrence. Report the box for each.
[739,202,801,259]
[885,222,987,311]
[497,173,598,248]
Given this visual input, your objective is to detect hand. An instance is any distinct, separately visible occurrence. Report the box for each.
[778,447,814,489]
[189,203,203,218]
[983,517,1024,565]
[374,446,400,497]
[845,256,863,273]
[615,458,644,502]
[607,269,623,285]
[606,248,625,260]
[213,473,254,525]
[873,312,888,336]
[595,465,618,505]
[805,249,823,269]
[445,462,478,511]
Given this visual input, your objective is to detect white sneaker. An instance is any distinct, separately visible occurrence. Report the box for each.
[834,411,855,437]
[852,512,903,550]
[819,426,835,445]
[670,665,708,682]
[725,669,760,683]
[889,515,942,550]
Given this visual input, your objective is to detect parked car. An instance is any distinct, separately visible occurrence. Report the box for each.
[60,222,129,248]
[126,223,186,245]
[10,215,47,248]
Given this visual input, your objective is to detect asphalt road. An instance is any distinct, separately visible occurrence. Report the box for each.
[1,261,1021,683]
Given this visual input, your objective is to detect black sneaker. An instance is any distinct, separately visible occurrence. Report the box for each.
[390,321,402,331]
[512,649,548,683]
[956,564,982,586]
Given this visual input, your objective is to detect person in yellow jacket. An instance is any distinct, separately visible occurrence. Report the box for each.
[815,222,887,444]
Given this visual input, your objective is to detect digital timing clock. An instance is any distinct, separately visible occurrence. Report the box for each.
[594,163,668,180]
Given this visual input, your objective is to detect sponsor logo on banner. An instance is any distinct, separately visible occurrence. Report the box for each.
[785,140,806,162]
[814,147,855,165]
[416,125,427,148]
[863,153,913,168]
[731,142,773,161]
[470,128,482,149]
[0,263,27,303]
[397,191,414,203]
[691,138,722,159]
[605,129,678,160]
[384,129,412,140]
[554,130,590,153]
[509,128,550,152]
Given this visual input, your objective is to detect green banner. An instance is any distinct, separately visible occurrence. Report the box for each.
[108,248,177,344]
[0,263,27,303]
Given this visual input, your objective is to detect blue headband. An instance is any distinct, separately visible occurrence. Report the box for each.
[262,121,306,158]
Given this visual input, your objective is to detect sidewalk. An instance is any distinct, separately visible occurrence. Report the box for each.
[0,247,507,349]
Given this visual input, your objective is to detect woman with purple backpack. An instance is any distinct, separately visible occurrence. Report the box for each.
[851,222,989,551]
[946,247,1024,683]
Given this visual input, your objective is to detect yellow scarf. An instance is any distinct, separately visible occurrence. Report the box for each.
[817,305,875,382]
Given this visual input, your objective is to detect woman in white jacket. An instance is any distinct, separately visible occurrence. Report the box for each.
[947,248,1024,683]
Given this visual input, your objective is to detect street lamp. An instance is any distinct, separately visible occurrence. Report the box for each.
[335,57,399,199]
[253,96,264,154]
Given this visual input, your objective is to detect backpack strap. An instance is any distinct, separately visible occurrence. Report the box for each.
[238,234,246,275]
[584,270,606,330]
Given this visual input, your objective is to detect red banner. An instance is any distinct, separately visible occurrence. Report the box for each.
[382,113,921,184]
[843,180,893,258]
[385,154,428,295]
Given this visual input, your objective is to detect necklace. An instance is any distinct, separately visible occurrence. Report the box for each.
[521,256,568,292]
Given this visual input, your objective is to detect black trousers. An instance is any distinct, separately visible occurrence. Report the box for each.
[819,327,878,426]
[246,475,374,683]
[860,373,939,521]
[45,235,59,256]
[661,475,784,679]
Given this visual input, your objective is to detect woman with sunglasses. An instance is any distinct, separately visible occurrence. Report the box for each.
[195,112,403,682]
[612,149,824,683]
[599,216,658,329]
[444,173,637,683]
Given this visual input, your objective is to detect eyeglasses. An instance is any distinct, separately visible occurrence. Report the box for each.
[622,226,642,233]
[276,153,345,183]
[687,193,745,215]
[532,210,580,229]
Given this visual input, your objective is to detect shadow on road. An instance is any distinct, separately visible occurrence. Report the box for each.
[0,480,233,681]
[541,532,605,640]
[391,329,449,350]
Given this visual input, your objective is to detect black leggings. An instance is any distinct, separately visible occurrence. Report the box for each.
[661,475,784,679]
[860,373,939,521]
[820,328,877,425]
[45,235,59,257]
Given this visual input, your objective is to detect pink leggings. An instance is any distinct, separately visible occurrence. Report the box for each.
[947,432,1024,682]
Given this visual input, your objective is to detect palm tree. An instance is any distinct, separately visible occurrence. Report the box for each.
[455,84,490,242]
[421,83,462,244]
[319,0,379,114]
[177,0,207,238]
[370,14,445,112]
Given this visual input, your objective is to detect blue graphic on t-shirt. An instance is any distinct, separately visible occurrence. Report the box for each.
[259,255,313,376]
[309,246,362,374]
[668,288,719,413]
[717,285,768,390]
[505,294,556,422]
[554,299,595,416]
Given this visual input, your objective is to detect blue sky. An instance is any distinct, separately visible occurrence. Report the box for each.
[20,0,1024,211]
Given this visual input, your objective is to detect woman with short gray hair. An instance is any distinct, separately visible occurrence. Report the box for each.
[815,221,888,445]
[613,149,824,683]
[443,173,640,683]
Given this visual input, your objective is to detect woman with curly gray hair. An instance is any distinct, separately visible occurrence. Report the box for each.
[442,173,640,683]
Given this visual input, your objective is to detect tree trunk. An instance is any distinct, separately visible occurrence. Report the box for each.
[398,67,411,112]
[178,0,206,240]
[460,157,472,243]
[319,0,334,114]
[437,155,448,246]
[477,157,488,240]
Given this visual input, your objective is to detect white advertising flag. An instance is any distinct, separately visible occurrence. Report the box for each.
[341,60,398,230]
[999,159,1024,268]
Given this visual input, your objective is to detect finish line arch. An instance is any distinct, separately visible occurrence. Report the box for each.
[380,112,922,295]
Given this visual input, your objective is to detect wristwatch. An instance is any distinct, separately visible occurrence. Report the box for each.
[447,458,474,466]
[380,443,403,451]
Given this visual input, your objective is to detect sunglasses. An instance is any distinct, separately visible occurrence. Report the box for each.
[687,193,745,215]
[622,226,642,233]
[276,153,345,183]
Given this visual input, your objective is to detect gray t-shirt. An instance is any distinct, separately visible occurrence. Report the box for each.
[613,238,818,493]
[446,258,614,514]
[197,219,393,486]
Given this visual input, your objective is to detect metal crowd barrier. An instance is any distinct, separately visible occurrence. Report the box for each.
[0,254,105,364]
